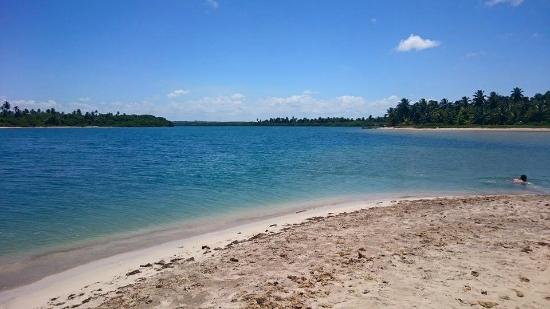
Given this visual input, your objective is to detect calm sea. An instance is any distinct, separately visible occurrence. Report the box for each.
[1,127,549,260]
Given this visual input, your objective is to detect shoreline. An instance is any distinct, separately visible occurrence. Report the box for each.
[0,195,404,308]
[2,126,550,131]
[0,193,471,308]
[378,127,550,132]
[0,126,113,129]
[3,190,469,291]
[0,193,542,309]
[0,193,414,290]
[0,197,402,309]
[92,194,550,308]
[0,126,172,129]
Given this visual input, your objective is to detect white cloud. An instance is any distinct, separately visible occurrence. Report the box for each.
[363,96,400,115]
[485,0,524,7]
[206,0,219,9]
[396,34,440,52]
[230,93,245,101]
[168,93,247,118]
[167,89,190,98]
[257,91,398,119]
[4,92,400,121]
[11,99,97,114]
[147,91,399,120]
[4,98,158,115]
[9,99,59,111]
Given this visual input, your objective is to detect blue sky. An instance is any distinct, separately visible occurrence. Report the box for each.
[1,0,549,120]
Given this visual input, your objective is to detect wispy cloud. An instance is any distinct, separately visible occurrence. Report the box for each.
[9,99,60,111]
[5,92,401,121]
[167,89,190,98]
[370,18,377,24]
[485,0,524,7]
[6,98,104,114]
[464,50,487,59]
[396,34,440,52]
[258,91,399,119]
[206,0,219,9]
[188,93,246,114]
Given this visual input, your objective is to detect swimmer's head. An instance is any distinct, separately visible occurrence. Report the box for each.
[520,175,527,182]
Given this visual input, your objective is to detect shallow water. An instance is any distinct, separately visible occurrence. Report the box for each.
[1,127,549,260]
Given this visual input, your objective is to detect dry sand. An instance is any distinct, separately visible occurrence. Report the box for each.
[2,194,550,308]
[378,127,550,132]
[0,198,397,309]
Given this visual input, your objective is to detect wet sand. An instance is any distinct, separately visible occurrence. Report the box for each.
[2,194,549,308]
[0,195,399,292]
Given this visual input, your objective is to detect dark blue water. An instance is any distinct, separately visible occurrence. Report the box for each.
[1,127,549,258]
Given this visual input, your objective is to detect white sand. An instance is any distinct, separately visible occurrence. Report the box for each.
[0,198,400,309]
[378,127,550,132]
[99,194,550,309]
[3,194,548,309]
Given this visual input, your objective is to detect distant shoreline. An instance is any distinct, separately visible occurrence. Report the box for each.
[3,125,550,130]
[0,126,106,129]
[0,126,171,129]
[378,126,550,132]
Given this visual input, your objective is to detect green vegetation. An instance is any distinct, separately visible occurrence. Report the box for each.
[0,102,173,127]
[173,121,255,126]
[173,117,385,127]
[3,88,548,128]
[254,116,385,127]
[250,88,549,127]
[386,88,550,127]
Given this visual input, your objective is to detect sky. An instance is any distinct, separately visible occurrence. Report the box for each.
[1,0,549,121]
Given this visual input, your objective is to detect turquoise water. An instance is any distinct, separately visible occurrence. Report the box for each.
[1,127,549,259]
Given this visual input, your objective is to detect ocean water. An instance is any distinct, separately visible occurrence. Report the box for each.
[1,127,549,261]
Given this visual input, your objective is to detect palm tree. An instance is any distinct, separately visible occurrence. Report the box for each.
[1,101,10,115]
[472,90,486,107]
[511,87,524,103]
[472,90,486,124]
[510,87,527,123]
[386,107,397,125]
[395,98,410,124]
[487,92,500,124]
[460,96,470,106]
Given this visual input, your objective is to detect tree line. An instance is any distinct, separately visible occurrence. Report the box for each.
[253,88,549,127]
[0,102,173,127]
[386,88,549,127]
[2,87,548,127]
[254,116,384,127]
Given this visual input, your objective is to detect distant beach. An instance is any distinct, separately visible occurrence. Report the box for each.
[0,126,108,129]
[379,127,550,132]
[1,194,548,308]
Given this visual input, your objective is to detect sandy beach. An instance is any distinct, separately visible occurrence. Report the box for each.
[378,127,550,132]
[2,1,549,308]
[0,194,548,308]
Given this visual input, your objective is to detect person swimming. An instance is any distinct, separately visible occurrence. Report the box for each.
[513,174,528,184]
